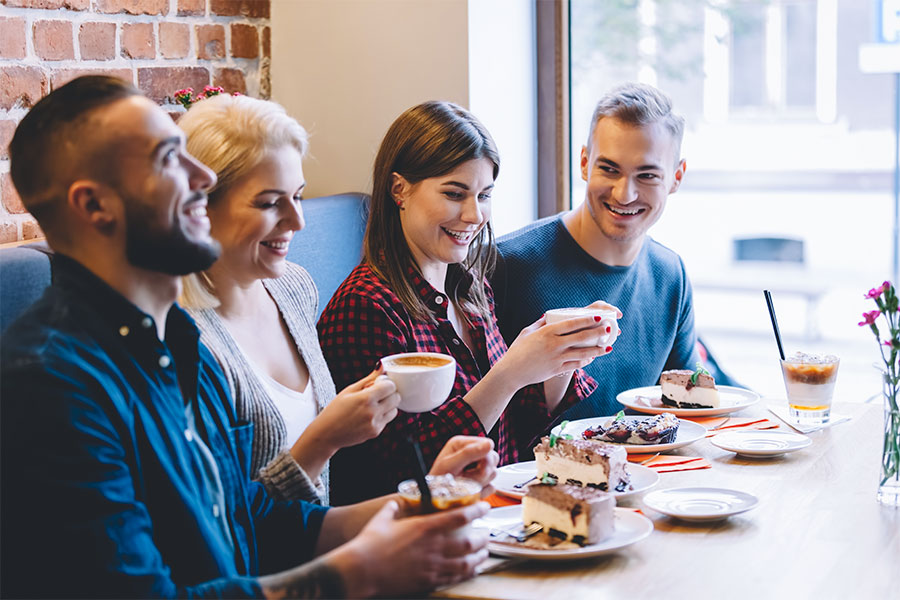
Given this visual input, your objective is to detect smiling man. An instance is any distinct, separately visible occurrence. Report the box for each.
[0,76,492,599]
[492,82,713,419]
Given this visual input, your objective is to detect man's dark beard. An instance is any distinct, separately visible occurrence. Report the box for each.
[124,195,220,276]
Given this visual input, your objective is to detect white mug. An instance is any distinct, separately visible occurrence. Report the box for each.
[380,352,457,413]
[544,307,619,348]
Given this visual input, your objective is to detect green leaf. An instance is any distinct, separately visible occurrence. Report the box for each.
[540,472,558,485]
[614,410,625,422]
[549,420,570,448]
[690,362,710,385]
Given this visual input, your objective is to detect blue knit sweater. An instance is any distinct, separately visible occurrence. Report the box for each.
[492,214,703,420]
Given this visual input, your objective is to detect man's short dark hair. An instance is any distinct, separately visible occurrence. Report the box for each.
[8,75,141,222]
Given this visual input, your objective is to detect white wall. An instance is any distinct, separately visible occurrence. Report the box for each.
[271,0,536,236]
[468,0,537,234]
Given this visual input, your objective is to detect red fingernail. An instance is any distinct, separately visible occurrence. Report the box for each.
[594,316,602,322]
[605,346,612,353]
[606,326,611,333]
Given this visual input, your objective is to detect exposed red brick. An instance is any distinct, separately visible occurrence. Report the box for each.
[0,66,48,111]
[79,22,116,61]
[50,68,133,90]
[196,24,225,60]
[121,22,155,59]
[138,66,209,103]
[0,222,18,245]
[0,18,27,60]
[210,0,269,19]
[177,0,205,16]
[230,24,258,59]
[159,22,190,59]
[4,0,89,9]
[261,26,270,59]
[22,218,44,241]
[95,0,168,15]
[33,21,75,61]
[1,173,25,215]
[0,120,16,161]
[213,67,247,95]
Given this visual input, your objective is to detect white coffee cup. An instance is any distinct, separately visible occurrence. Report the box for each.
[544,306,619,348]
[381,352,457,413]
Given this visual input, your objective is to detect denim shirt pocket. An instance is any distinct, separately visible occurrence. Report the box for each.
[230,420,255,479]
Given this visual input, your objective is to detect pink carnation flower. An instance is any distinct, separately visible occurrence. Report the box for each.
[859,310,881,326]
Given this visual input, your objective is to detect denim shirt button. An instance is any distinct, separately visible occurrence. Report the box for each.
[184,429,193,443]
[212,504,220,518]
[158,355,171,368]
[141,317,152,329]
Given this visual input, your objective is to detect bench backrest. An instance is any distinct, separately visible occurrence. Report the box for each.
[0,193,370,333]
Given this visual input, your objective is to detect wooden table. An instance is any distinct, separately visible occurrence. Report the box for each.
[434,403,899,599]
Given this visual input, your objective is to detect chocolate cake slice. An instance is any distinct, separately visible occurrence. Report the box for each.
[660,368,720,408]
[522,483,615,545]
[533,437,631,492]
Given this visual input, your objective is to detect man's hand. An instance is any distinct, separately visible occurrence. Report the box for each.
[326,500,491,598]
[429,435,498,497]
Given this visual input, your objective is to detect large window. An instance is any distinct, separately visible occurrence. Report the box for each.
[569,0,895,399]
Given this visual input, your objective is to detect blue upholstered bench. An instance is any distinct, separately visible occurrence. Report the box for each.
[0,193,369,332]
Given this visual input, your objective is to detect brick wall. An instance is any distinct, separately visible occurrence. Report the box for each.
[0,0,271,244]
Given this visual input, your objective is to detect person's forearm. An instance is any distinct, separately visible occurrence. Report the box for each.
[313,494,400,556]
[542,372,575,413]
[462,366,522,431]
[289,418,340,482]
[258,550,364,600]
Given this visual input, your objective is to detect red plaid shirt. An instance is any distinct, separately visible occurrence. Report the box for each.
[317,262,597,504]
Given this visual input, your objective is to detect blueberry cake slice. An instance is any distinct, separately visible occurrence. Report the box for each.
[583,413,680,445]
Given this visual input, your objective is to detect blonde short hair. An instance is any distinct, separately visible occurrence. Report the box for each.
[177,94,309,309]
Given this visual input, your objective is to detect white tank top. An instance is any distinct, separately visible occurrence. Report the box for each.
[250,361,318,447]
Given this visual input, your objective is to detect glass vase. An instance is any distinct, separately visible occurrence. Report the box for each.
[878,392,900,507]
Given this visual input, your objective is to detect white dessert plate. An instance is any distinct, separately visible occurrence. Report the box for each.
[551,417,707,454]
[473,506,653,560]
[709,429,811,457]
[493,461,660,500]
[642,487,759,521]
[617,385,760,417]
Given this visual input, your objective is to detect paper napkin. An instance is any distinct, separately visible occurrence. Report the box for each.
[627,454,711,472]
[684,416,782,437]
[767,404,852,434]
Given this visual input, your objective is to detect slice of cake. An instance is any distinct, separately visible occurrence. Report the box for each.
[533,437,631,492]
[660,366,720,409]
[522,483,615,545]
[583,413,680,445]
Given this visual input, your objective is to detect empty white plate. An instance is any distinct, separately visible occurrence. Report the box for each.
[642,487,759,521]
[710,429,811,457]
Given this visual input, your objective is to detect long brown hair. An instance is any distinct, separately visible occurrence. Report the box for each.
[364,101,499,323]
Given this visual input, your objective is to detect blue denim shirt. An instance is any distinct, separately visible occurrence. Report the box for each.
[0,255,329,598]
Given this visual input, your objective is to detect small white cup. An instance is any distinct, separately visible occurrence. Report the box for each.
[381,352,457,413]
[544,306,619,348]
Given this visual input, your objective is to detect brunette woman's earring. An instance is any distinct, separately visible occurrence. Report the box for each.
[395,199,405,211]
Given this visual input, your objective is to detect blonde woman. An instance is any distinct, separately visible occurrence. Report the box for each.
[177,95,409,504]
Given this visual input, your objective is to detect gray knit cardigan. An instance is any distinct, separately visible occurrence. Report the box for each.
[188,263,337,503]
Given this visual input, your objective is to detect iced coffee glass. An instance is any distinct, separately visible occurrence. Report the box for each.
[397,474,482,514]
[780,352,840,425]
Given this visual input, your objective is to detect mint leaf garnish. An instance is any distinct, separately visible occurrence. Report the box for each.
[550,421,572,447]
[540,472,558,485]
[690,362,710,386]
[614,410,625,422]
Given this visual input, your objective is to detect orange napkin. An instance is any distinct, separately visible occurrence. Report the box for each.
[627,454,711,472]
[684,416,781,437]
[486,493,520,507]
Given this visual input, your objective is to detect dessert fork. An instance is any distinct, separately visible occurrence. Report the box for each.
[490,522,542,542]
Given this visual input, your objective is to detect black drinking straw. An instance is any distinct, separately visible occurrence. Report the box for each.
[407,436,434,513]
[763,290,786,361]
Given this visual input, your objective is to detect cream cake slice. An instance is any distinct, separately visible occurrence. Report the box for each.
[660,368,720,409]
[533,437,631,493]
[522,483,615,544]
